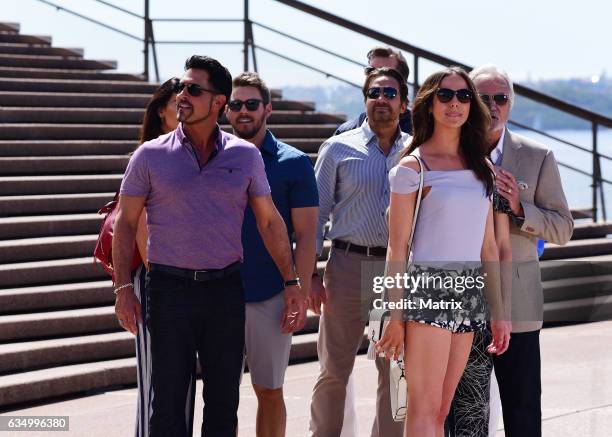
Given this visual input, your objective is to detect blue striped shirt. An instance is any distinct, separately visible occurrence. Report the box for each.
[315,122,411,254]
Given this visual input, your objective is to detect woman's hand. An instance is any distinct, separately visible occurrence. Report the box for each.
[375,320,405,360]
[487,320,511,355]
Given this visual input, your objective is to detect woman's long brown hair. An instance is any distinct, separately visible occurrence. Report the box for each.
[138,77,180,144]
[402,66,494,195]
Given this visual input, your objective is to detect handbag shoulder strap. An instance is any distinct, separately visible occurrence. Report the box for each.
[406,154,424,258]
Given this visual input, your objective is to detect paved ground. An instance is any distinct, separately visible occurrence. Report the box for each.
[3,321,612,436]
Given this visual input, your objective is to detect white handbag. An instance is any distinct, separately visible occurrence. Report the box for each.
[367,154,425,422]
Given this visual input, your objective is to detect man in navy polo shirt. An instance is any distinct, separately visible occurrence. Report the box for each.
[113,57,306,437]
[226,72,319,437]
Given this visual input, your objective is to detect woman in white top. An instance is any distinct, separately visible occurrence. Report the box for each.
[376,67,511,437]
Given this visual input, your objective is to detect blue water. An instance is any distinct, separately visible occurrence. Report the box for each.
[514,128,612,221]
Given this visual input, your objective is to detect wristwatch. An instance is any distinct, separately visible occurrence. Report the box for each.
[284,278,301,287]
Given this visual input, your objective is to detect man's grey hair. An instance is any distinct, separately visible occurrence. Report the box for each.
[469,64,515,109]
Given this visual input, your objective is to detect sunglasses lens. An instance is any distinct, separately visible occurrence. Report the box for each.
[493,94,508,105]
[186,84,203,97]
[245,99,261,111]
[367,88,381,99]
[480,94,490,104]
[456,89,472,103]
[436,88,453,103]
[228,100,242,111]
[382,87,398,99]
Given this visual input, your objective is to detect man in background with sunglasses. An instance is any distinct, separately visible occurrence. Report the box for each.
[334,46,412,136]
[309,67,408,437]
[225,72,318,437]
[113,56,304,437]
[447,65,573,437]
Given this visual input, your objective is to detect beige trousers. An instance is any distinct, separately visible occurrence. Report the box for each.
[309,247,403,437]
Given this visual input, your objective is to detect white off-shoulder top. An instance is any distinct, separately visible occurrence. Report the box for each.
[388,165,491,262]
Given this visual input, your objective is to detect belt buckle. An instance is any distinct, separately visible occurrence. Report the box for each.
[193,269,209,281]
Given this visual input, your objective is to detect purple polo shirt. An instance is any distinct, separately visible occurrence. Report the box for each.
[120,124,271,270]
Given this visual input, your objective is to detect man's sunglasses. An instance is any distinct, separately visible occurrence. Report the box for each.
[175,82,217,97]
[435,88,473,104]
[479,93,509,106]
[228,98,263,112]
[366,86,398,100]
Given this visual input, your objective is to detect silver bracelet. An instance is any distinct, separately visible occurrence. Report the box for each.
[113,282,134,295]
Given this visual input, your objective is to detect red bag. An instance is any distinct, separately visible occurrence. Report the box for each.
[93,193,142,282]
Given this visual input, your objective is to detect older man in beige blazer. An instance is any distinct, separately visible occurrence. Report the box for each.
[479,65,573,437]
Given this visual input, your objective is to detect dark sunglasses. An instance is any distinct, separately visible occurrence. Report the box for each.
[228,98,263,112]
[479,93,509,106]
[435,88,473,104]
[175,82,217,97]
[366,86,398,100]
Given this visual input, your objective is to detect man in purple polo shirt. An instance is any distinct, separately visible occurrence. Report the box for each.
[112,55,306,437]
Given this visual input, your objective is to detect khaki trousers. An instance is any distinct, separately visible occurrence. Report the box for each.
[309,247,403,437]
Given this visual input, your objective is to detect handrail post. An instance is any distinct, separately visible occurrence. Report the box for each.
[243,0,250,71]
[592,121,599,222]
[143,0,150,81]
[413,55,419,97]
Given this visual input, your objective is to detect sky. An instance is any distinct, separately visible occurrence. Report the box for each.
[5,0,612,88]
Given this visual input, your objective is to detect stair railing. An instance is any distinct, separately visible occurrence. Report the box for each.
[28,0,612,221]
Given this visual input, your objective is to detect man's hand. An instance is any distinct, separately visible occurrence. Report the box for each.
[487,319,511,355]
[114,287,143,335]
[280,285,307,333]
[495,167,523,217]
[308,274,327,315]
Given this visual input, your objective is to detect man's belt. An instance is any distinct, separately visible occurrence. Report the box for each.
[149,261,241,282]
[332,240,387,257]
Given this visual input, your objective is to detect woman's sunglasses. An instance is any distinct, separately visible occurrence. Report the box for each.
[228,99,263,112]
[435,88,473,104]
[366,86,398,100]
[175,82,217,97]
[479,93,509,106]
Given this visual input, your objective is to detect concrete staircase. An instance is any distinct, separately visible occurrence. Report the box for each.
[0,22,611,409]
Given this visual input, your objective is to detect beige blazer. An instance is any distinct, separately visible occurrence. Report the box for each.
[500,128,574,332]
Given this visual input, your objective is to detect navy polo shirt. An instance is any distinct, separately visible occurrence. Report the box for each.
[241,130,319,302]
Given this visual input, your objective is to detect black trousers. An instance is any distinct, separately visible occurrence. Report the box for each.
[146,268,245,437]
[493,330,542,437]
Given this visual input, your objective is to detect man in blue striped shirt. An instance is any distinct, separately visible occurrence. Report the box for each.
[308,67,410,437]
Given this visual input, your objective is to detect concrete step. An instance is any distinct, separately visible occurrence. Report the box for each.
[0,107,343,125]
[0,124,338,140]
[0,42,83,57]
[544,294,612,324]
[0,175,122,195]
[0,91,151,108]
[0,156,128,175]
[541,238,612,260]
[0,92,314,110]
[0,77,158,93]
[0,33,51,45]
[572,222,612,239]
[0,306,118,342]
[543,274,612,303]
[0,280,112,313]
[0,23,20,33]
[0,138,322,157]
[0,66,142,81]
[0,235,98,263]
[0,332,134,373]
[0,213,102,240]
[0,140,137,156]
[0,256,109,288]
[0,53,116,70]
[0,356,136,407]
[0,192,114,217]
